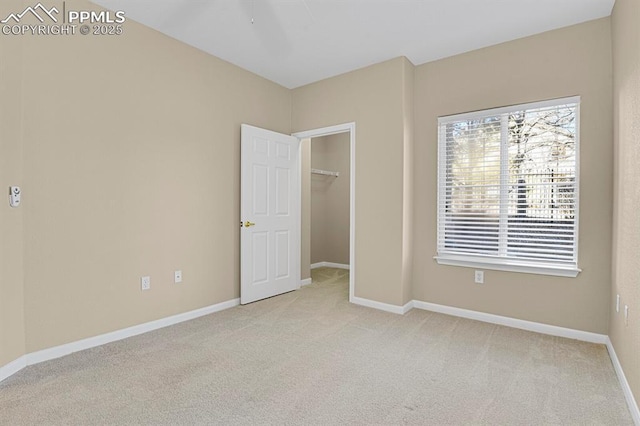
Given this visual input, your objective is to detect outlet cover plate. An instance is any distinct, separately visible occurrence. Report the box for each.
[141,276,151,291]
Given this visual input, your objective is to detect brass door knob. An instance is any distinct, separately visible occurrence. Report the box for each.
[244,221,256,228]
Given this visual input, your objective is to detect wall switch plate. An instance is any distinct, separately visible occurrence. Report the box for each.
[141,276,150,291]
[474,270,484,284]
[616,294,620,313]
[174,270,182,283]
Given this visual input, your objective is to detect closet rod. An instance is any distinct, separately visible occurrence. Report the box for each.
[311,168,339,177]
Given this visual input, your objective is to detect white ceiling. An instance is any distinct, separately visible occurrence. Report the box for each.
[91,0,615,89]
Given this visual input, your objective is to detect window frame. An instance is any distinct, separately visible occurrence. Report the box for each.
[435,96,581,278]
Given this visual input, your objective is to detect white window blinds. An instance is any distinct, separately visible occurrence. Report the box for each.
[436,97,580,276]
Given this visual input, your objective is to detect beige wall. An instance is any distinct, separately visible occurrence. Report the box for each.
[412,18,613,334]
[0,0,26,367]
[310,133,350,265]
[292,57,411,306]
[4,0,291,354]
[611,0,640,409]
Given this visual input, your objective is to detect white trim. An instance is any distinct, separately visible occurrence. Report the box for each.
[351,296,413,315]
[0,355,27,383]
[606,337,640,425]
[310,261,350,270]
[293,123,354,140]
[412,300,607,344]
[573,101,581,270]
[293,122,356,304]
[28,298,240,365]
[300,278,312,286]
[0,298,240,383]
[434,255,581,278]
[402,300,415,314]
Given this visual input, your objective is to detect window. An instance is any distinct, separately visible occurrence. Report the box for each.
[436,97,580,277]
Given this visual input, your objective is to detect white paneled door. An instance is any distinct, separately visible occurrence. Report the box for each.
[240,124,300,304]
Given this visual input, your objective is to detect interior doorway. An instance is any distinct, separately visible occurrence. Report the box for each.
[293,123,355,302]
[309,133,350,270]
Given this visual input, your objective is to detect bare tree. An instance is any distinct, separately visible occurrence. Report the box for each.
[508,107,576,220]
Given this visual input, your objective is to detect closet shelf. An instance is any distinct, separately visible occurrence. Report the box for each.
[311,168,339,177]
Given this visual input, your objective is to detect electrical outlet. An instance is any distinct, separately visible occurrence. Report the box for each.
[174,270,182,283]
[624,305,629,326]
[474,270,484,284]
[616,294,620,313]
[141,276,150,291]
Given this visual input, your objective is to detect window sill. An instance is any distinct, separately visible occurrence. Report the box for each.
[434,255,581,278]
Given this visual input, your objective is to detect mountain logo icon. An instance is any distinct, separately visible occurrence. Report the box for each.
[1,3,59,24]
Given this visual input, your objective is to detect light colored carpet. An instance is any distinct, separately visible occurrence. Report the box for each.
[0,267,633,425]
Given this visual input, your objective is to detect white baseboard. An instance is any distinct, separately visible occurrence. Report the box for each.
[403,300,415,314]
[311,261,350,270]
[350,298,610,345]
[0,297,240,383]
[412,300,607,344]
[351,296,412,315]
[0,355,27,383]
[606,337,640,425]
[300,278,312,286]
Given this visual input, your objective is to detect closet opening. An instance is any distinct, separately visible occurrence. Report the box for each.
[293,123,355,302]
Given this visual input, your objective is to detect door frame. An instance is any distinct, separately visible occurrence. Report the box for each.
[292,122,356,302]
